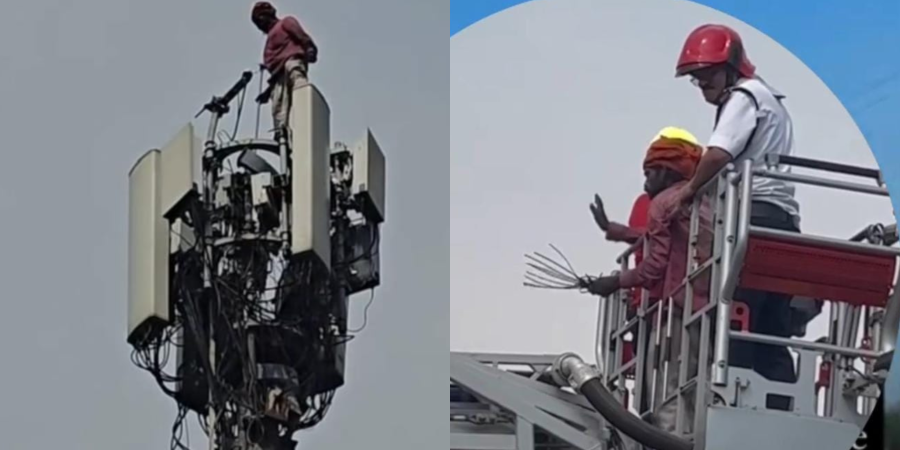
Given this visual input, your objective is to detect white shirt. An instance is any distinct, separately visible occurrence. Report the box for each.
[708,77,800,219]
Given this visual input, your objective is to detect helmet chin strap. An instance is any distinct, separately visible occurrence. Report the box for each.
[713,69,742,105]
[726,69,740,85]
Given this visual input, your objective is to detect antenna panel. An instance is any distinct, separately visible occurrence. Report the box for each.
[290,84,332,270]
[159,123,198,218]
[127,150,170,345]
[352,129,386,224]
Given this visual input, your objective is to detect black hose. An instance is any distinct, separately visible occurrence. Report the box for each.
[874,349,893,373]
[579,378,693,450]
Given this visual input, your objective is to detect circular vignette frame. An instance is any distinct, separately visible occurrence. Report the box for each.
[451,0,900,445]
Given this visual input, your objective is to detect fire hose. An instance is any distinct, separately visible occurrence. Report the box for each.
[551,353,693,450]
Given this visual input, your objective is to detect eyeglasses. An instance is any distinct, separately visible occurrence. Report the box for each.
[689,73,715,89]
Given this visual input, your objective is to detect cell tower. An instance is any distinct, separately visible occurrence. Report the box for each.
[127,71,386,450]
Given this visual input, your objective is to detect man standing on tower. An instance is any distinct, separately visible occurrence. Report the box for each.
[252,1,319,139]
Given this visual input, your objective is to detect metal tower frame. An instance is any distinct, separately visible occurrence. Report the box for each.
[128,71,386,450]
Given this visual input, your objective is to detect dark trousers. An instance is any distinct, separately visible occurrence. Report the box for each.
[728,201,799,384]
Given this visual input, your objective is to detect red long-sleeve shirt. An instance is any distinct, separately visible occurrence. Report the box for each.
[606,194,663,306]
[263,16,317,76]
[628,193,651,234]
[615,182,712,311]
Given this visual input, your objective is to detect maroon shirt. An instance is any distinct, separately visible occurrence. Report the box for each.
[605,193,664,307]
[263,16,317,75]
[615,181,713,311]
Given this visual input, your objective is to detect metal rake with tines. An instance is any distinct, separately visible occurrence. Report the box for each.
[523,244,596,293]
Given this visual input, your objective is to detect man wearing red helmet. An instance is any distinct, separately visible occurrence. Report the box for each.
[673,24,800,386]
[251,2,318,139]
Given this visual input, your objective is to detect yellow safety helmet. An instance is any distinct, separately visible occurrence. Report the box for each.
[651,126,699,146]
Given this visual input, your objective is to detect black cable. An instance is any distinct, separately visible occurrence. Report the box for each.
[231,85,246,141]
[333,223,380,270]
[132,161,367,442]
[170,405,190,450]
[348,289,375,333]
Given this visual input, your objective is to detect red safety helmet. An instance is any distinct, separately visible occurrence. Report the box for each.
[675,24,755,78]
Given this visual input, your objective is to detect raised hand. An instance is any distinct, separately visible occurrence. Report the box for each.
[589,194,610,232]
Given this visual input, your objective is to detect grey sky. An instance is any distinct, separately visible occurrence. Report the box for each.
[450,0,893,420]
[0,0,447,448]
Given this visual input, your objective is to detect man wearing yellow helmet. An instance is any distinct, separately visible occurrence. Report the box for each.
[654,126,701,146]
[588,126,712,432]
[590,126,701,308]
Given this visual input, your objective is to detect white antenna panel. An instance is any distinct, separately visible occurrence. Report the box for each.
[290,84,332,270]
[159,123,198,218]
[352,129,386,224]
[127,150,170,345]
